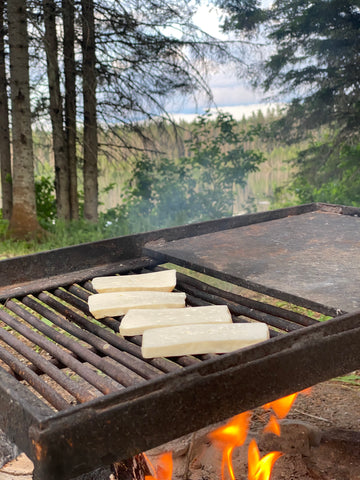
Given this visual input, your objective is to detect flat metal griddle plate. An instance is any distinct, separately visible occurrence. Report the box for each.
[146,211,360,312]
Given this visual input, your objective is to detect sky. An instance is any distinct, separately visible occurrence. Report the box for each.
[168,2,281,121]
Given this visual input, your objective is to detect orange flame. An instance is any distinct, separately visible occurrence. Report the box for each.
[248,439,282,480]
[263,414,281,436]
[263,392,298,419]
[145,388,312,480]
[208,411,251,480]
[209,411,251,448]
[262,388,313,434]
[145,452,173,480]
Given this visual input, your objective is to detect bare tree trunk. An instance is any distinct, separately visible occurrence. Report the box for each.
[43,0,70,221]
[81,0,98,222]
[0,1,12,220]
[7,0,43,239]
[62,0,79,220]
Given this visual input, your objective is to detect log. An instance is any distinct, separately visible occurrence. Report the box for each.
[111,453,151,480]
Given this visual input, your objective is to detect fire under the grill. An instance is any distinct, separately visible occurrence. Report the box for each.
[0,203,358,480]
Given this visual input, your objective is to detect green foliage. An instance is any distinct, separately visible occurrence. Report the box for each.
[291,139,360,206]
[216,0,360,209]
[215,0,269,33]
[0,110,312,259]
[0,210,8,240]
[0,216,126,260]
[35,175,57,228]
[216,0,360,139]
[117,112,265,230]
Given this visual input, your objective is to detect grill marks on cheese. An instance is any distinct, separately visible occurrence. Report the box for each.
[92,269,176,293]
[88,291,186,319]
[119,305,232,336]
[141,323,270,358]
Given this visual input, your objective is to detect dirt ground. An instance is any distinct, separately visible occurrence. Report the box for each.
[146,375,360,480]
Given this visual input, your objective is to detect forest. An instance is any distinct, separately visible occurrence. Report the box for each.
[1,0,359,248]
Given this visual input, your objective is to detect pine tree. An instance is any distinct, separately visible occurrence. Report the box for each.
[8,0,43,239]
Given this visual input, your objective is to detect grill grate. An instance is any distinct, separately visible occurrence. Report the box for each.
[0,203,358,480]
[0,259,326,413]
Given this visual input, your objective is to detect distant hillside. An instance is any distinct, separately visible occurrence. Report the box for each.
[169,103,286,123]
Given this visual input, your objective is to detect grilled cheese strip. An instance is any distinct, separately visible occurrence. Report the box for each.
[141,322,269,358]
[88,291,186,319]
[92,269,177,293]
[119,305,232,336]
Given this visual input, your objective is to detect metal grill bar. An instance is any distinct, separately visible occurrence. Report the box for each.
[0,313,94,403]
[173,271,318,327]
[5,300,123,393]
[0,256,159,302]
[0,310,115,396]
[23,295,148,387]
[0,347,69,411]
[48,288,183,375]
[184,283,301,332]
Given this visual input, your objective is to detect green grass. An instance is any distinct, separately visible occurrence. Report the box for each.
[333,373,360,387]
[0,217,128,260]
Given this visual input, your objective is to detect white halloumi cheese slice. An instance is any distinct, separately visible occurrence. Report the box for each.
[88,291,186,319]
[141,322,269,358]
[119,305,232,336]
[92,269,177,293]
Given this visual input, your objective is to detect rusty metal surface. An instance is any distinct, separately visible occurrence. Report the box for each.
[0,366,53,456]
[31,312,360,480]
[0,203,358,479]
[145,210,360,313]
[0,257,345,480]
[0,260,356,480]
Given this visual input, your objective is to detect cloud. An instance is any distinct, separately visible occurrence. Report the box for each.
[166,2,282,118]
[211,82,263,107]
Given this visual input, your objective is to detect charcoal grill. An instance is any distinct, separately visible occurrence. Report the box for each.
[0,203,359,480]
